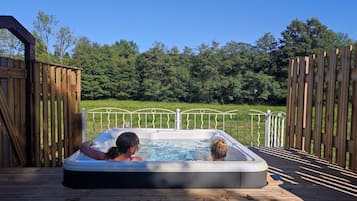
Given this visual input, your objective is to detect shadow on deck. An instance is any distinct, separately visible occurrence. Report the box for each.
[250,147,357,201]
[0,148,356,201]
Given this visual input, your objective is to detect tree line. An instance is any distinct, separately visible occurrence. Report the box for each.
[0,11,354,105]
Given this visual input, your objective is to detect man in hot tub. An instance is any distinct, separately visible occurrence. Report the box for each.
[79,132,143,161]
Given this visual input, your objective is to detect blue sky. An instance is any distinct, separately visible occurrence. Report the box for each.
[2,0,357,52]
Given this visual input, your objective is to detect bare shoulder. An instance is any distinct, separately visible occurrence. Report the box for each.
[131,156,143,161]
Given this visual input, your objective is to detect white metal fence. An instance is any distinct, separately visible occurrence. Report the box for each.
[82,107,286,147]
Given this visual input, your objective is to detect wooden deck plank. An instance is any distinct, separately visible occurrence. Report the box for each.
[0,148,356,201]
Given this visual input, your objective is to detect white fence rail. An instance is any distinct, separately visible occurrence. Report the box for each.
[82,107,286,147]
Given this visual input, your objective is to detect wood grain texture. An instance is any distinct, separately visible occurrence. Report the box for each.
[1,148,356,201]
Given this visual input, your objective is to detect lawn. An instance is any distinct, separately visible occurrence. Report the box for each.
[80,99,287,146]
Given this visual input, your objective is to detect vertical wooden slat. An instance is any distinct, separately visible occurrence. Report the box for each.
[296,57,306,150]
[325,49,338,162]
[33,62,40,166]
[352,102,357,171]
[0,115,3,167]
[7,59,15,165]
[0,58,5,167]
[13,60,22,165]
[286,59,293,146]
[42,63,49,166]
[304,56,314,153]
[351,45,357,172]
[288,58,299,147]
[67,70,74,153]
[19,60,26,153]
[76,70,81,112]
[56,68,63,163]
[71,112,82,153]
[336,46,351,167]
[18,60,26,164]
[314,52,325,157]
[49,66,56,167]
[62,69,68,157]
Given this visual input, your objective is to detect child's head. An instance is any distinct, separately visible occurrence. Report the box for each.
[106,132,140,159]
[210,137,228,161]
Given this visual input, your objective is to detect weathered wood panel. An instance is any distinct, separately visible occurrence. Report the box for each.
[287,45,357,173]
[55,67,63,164]
[285,59,293,147]
[49,66,56,167]
[325,49,337,162]
[351,48,357,172]
[287,58,299,147]
[313,52,325,157]
[336,46,351,167]
[42,63,49,166]
[0,57,26,166]
[1,57,81,167]
[296,57,306,149]
[304,56,314,153]
[33,62,41,166]
[32,62,81,167]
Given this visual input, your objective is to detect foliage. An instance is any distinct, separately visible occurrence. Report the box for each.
[81,99,286,113]
[1,14,355,105]
[0,29,24,58]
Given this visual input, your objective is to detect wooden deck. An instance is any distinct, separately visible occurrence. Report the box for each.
[0,147,356,201]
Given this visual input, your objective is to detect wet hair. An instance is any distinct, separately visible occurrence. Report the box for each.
[210,137,228,160]
[105,132,140,159]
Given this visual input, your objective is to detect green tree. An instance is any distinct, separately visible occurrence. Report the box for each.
[71,37,110,99]
[279,18,351,60]
[33,10,58,55]
[136,42,168,101]
[54,26,75,63]
[109,40,139,100]
[0,29,24,58]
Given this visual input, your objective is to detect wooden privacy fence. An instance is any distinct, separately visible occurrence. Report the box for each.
[0,57,82,167]
[286,45,357,173]
[32,61,81,167]
[0,57,27,167]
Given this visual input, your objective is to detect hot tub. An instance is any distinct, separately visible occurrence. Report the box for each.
[63,128,268,188]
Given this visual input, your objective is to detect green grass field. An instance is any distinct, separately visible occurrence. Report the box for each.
[80,99,286,146]
[81,99,286,112]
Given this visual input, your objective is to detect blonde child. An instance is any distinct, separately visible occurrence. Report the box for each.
[210,137,228,161]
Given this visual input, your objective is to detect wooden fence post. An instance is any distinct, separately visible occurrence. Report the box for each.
[71,112,82,154]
